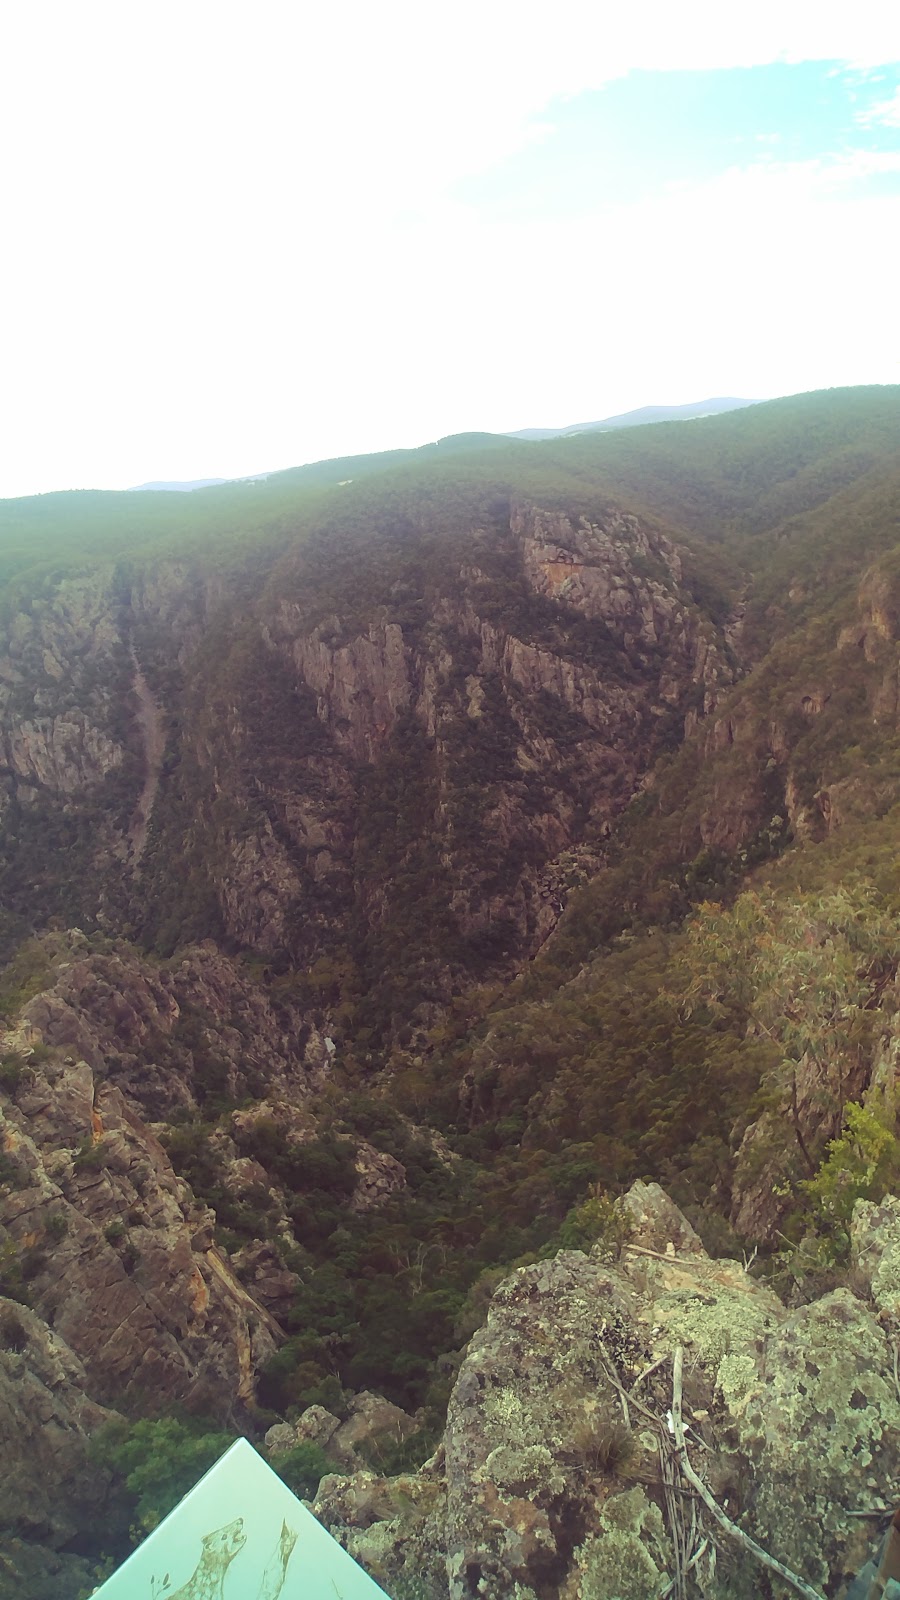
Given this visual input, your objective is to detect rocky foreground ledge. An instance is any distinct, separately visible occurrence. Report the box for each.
[4,1179,900,1599]
[304,1182,900,1600]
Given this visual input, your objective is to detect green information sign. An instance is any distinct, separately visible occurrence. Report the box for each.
[91,1437,391,1599]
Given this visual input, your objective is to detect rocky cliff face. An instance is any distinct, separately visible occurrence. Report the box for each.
[313,1182,900,1600]
[683,546,900,862]
[0,1016,280,1419]
[173,498,733,1040]
[0,1294,118,1598]
[0,558,222,963]
[0,928,340,1414]
[0,496,734,1039]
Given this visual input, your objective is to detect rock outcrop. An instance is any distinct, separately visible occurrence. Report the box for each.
[314,1182,900,1599]
[0,929,422,1425]
[18,930,314,1121]
[0,1296,118,1546]
[0,1034,280,1416]
[266,1389,421,1475]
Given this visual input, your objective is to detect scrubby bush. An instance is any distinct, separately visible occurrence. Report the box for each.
[98,1415,235,1539]
[267,1440,331,1499]
[0,1150,26,1190]
[553,1191,630,1259]
[0,1304,28,1351]
[0,1052,28,1092]
[568,1405,638,1477]
[801,1097,900,1260]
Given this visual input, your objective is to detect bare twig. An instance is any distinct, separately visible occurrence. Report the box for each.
[670,1348,825,1600]
[671,1343,684,1438]
[623,1243,706,1265]
[595,1340,669,1434]
[656,1537,711,1599]
[632,1353,671,1393]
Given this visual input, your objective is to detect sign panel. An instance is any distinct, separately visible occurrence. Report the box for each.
[92,1437,391,1599]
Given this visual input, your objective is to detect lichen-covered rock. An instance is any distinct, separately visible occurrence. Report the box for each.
[732,1290,900,1594]
[566,1487,669,1600]
[311,1184,900,1599]
[851,1194,900,1319]
[332,1391,422,1466]
[639,1254,784,1384]
[616,1179,705,1256]
[268,1392,421,1475]
[313,1469,447,1600]
[350,1142,407,1212]
[443,1250,653,1599]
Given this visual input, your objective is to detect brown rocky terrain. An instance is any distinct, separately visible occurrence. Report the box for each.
[312,1182,900,1600]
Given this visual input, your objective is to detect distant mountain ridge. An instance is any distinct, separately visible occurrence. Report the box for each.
[508,395,758,440]
[128,477,231,492]
[126,400,758,493]
[129,473,273,492]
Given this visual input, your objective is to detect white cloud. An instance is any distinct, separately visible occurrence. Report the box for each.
[860,86,900,126]
[1,2,900,493]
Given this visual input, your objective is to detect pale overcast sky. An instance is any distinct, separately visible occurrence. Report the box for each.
[1,1,899,497]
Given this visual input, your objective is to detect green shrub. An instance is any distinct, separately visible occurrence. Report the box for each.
[0,1149,27,1190]
[120,1240,140,1274]
[267,1440,331,1499]
[97,1416,235,1539]
[0,1052,27,1092]
[74,1557,117,1599]
[0,1239,29,1304]
[0,1304,28,1351]
[801,1098,900,1259]
[0,940,54,1019]
[73,1137,110,1171]
[553,1191,630,1259]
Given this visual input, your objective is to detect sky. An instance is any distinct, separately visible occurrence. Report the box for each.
[1,1,899,498]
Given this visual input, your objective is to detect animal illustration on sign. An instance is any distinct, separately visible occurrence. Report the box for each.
[151,1516,300,1600]
[255,1521,299,1599]
[163,1517,247,1599]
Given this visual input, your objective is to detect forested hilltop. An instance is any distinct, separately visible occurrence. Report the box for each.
[2,386,900,1598]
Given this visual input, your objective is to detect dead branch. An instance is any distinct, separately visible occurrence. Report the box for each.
[670,1347,825,1600]
[623,1243,707,1265]
[632,1353,673,1392]
[656,1538,711,1600]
